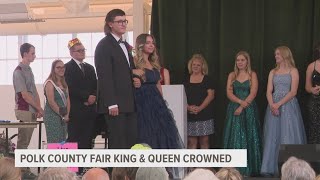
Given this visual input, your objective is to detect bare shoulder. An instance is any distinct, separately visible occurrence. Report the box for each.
[269,69,275,76]
[228,72,235,78]
[226,72,235,84]
[307,61,315,71]
[44,80,54,89]
[290,67,299,74]
[251,71,257,77]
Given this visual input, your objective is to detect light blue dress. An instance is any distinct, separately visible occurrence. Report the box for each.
[261,73,306,175]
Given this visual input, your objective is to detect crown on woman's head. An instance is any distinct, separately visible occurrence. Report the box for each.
[68,38,82,49]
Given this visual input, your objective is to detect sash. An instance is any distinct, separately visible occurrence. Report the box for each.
[44,80,67,107]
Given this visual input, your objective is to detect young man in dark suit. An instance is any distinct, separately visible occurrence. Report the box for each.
[94,9,141,149]
[65,38,97,149]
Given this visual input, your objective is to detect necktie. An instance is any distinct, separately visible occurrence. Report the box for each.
[118,38,125,44]
[79,63,85,76]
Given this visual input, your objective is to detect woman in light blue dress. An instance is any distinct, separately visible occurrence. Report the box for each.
[261,46,306,176]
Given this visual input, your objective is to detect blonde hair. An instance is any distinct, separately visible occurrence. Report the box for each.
[0,157,21,180]
[215,167,242,180]
[46,59,68,89]
[134,34,161,70]
[233,51,252,82]
[184,168,218,180]
[187,54,208,75]
[275,46,296,69]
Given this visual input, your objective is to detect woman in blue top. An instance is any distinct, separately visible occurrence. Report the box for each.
[261,46,306,176]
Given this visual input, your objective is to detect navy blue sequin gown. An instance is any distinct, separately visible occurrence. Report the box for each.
[135,68,184,149]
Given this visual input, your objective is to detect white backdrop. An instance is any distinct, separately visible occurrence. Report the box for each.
[0,85,45,149]
[0,85,187,149]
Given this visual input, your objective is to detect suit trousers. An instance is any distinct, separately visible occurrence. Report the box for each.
[105,112,137,149]
[67,106,96,149]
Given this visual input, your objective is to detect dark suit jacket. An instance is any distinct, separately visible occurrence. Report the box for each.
[64,59,97,148]
[64,59,97,112]
[94,33,135,114]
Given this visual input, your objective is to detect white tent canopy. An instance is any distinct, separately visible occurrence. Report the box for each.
[0,0,151,35]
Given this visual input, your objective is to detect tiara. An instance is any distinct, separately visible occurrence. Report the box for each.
[68,38,81,49]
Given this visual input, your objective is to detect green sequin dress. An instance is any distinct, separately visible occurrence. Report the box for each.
[44,88,68,143]
[223,80,262,176]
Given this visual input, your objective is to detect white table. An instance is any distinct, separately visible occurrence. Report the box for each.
[0,122,38,155]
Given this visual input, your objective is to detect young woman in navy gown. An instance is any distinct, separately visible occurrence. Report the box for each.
[132,34,183,150]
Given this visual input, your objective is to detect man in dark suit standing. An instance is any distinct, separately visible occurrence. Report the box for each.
[94,9,140,149]
[65,38,97,149]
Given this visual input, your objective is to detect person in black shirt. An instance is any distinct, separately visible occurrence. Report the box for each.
[184,54,215,149]
[305,42,320,144]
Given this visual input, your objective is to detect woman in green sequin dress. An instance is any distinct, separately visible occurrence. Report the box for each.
[223,51,262,176]
[44,60,70,143]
